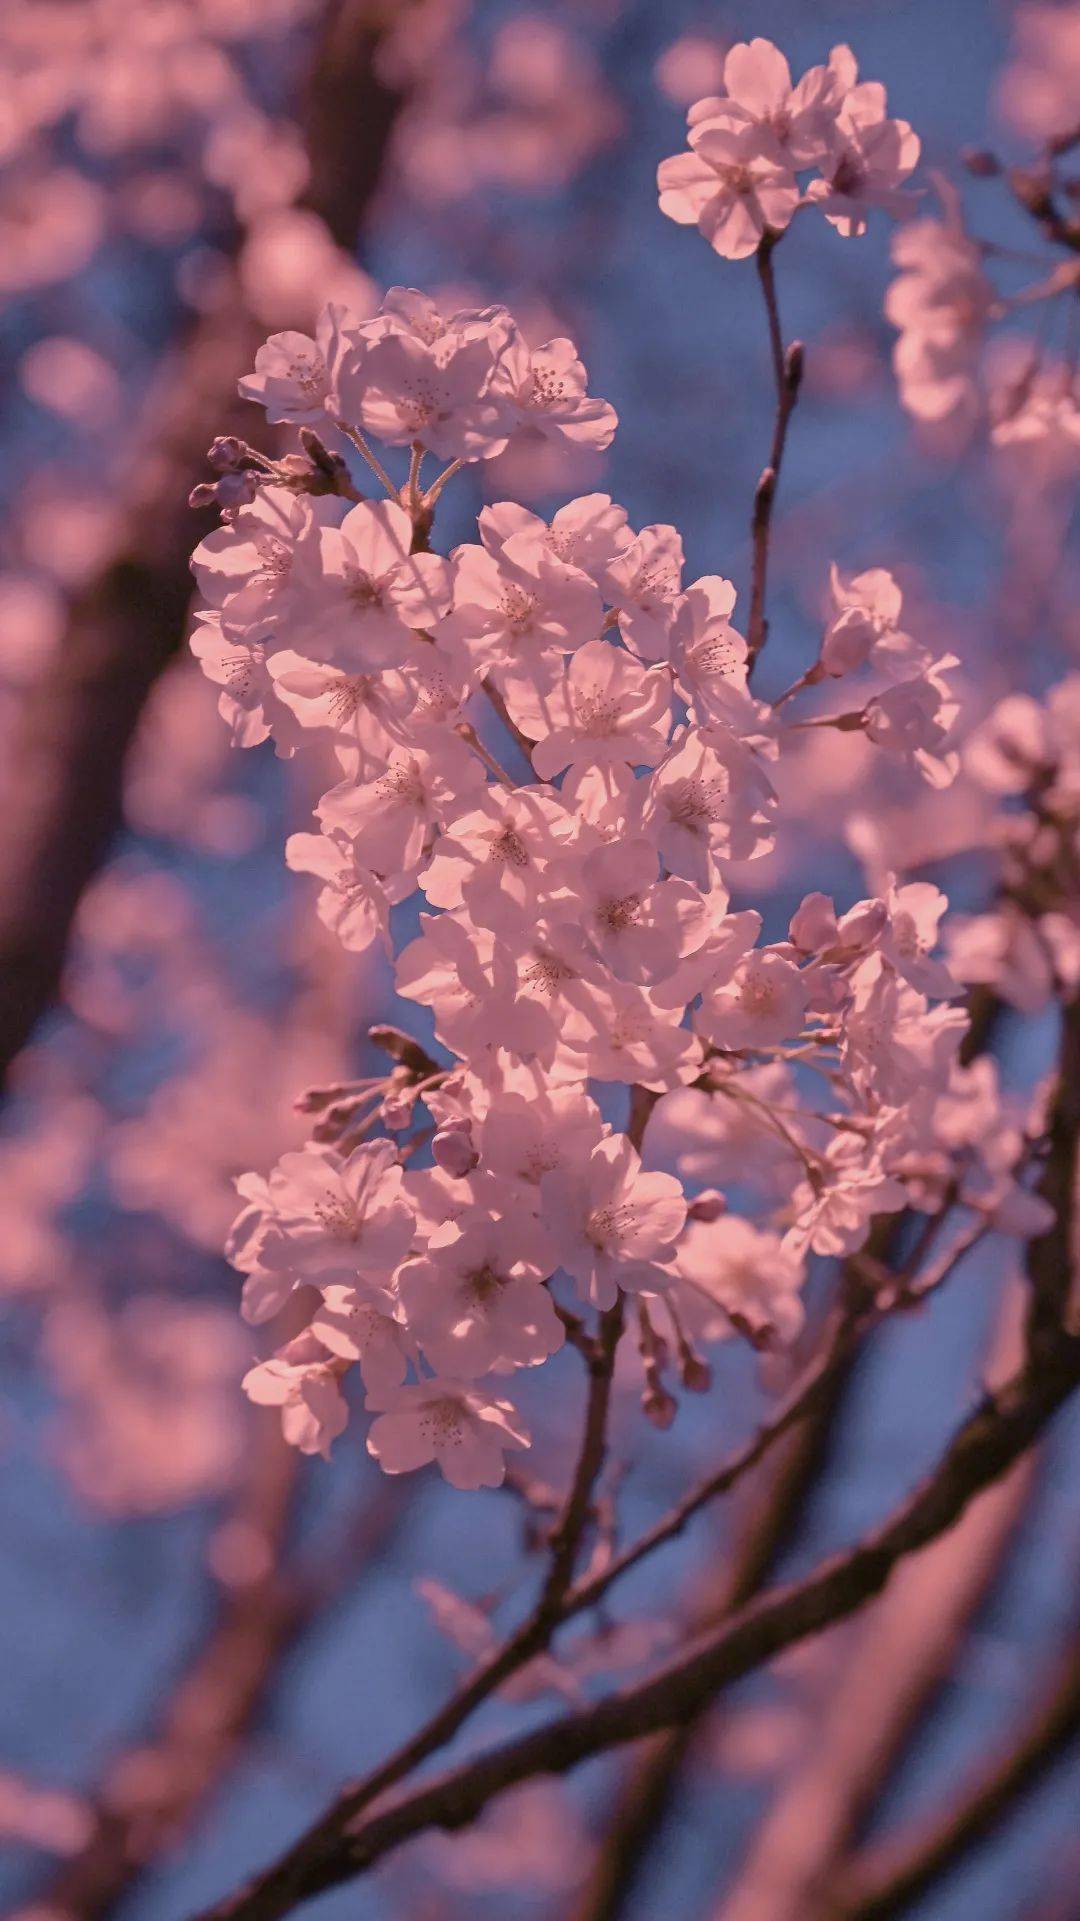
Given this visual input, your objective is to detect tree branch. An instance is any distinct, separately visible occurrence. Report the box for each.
[190,1326,1080,1920]
[746,233,804,677]
[572,1306,862,1921]
[712,1282,1035,1921]
[0,0,406,1084]
[832,1630,1080,1921]
[24,1426,409,1921]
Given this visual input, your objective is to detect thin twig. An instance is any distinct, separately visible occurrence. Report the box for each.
[199,1295,625,1921]
[832,1629,1080,1921]
[190,1328,1080,1918]
[746,233,805,678]
[337,422,400,500]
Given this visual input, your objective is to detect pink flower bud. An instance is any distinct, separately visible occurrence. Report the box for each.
[789,892,839,953]
[432,1123,478,1178]
[821,606,875,676]
[643,1386,678,1430]
[688,1188,727,1222]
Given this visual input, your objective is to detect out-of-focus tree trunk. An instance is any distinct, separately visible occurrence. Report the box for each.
[0,0,405,1085]
[711,1282,1034,1921]
[571,1316,862,1921]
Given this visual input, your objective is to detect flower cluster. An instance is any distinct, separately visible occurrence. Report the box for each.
[189,45,1047,1489]
[657,37,919,258]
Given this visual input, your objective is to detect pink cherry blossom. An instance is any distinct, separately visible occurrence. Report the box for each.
[189,613,301,756]
[243,1331,348,1459]
[191,489,332,637]
[365,1379,530,1489]
[643,726,776,880]
[673,1213,805,1346]
[267,650,405,767]
[604,523,684,660]
[237,302,351,424]
[254,1140,415,1290]
[715,38,847,171]
[396,1212,562,1376]
[807,83,920,238]
[539,1134,687,1308]
[318,738,482,880]
[479,494,632,584]
[335,299,514,462]
[477,1086,606,1196]
[785,1136,907,1257]
[886,215,993,428]
[310,1285,410,1396]
[504,636,671,777]
[493,334,617,453]
[290,499,452,671]
[863,654,960,788]
[658,111,801,260]
[438,532,604,686]
[669,575,750,725]
[698,947,810,1051]
[550,839,706,985]
[419,786,573,934]
[284,829,393,954]
[820,563,907,677]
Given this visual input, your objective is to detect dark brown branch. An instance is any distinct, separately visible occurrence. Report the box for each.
[191,1322,1080,1920]
[198,1293,625,1921]
[1008,168,1080,256]
[0,0,405,1084]
[713,1286,1035,1921]
[25,1424,408,1921]
[746,233,804,677]
[540,1298,625,1613]
[832,1631,1080,1921]
[572,1309,861,1921]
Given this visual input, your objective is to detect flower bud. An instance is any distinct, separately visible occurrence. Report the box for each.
[208,435,245,471]
[789,892,838,954]
[680,1355,712,1393]
[643,1385,678,1429]
[433,1122,478,1178]
[380,1093,415,1132]
[215,471,259,509]
[688,1188,726,1222]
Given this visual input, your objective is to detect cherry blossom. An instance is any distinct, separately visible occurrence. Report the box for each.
[642,726,776,880]
[289,499,452,672]
[886,213,994,428]
[310,1286,410,1396]
[863,654,960,788]
[539,1135,687,1309]
[335,291,516,461]
[317,738,481,880]
[604,523,684,660]
[658,113,801,260]
[807,83,920,238]
[237,303,350,424]
[698,947,810,1051]
[253,1140,415,1291]
[244,1331,349,1459]
[710,38,846,172]
[186,43,1069,1512]
[396,1212,563,1376]
[438,532,604,687]
[492,334,617,453]
[672,1213,806,1347]
[504,636,671,776]
[284,829,393,955]
[419,785,572,934]
[365,1379,530,1489]
[479,494,632,583]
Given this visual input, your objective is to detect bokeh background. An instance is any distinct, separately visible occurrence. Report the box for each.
[1,3,1078,1919]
